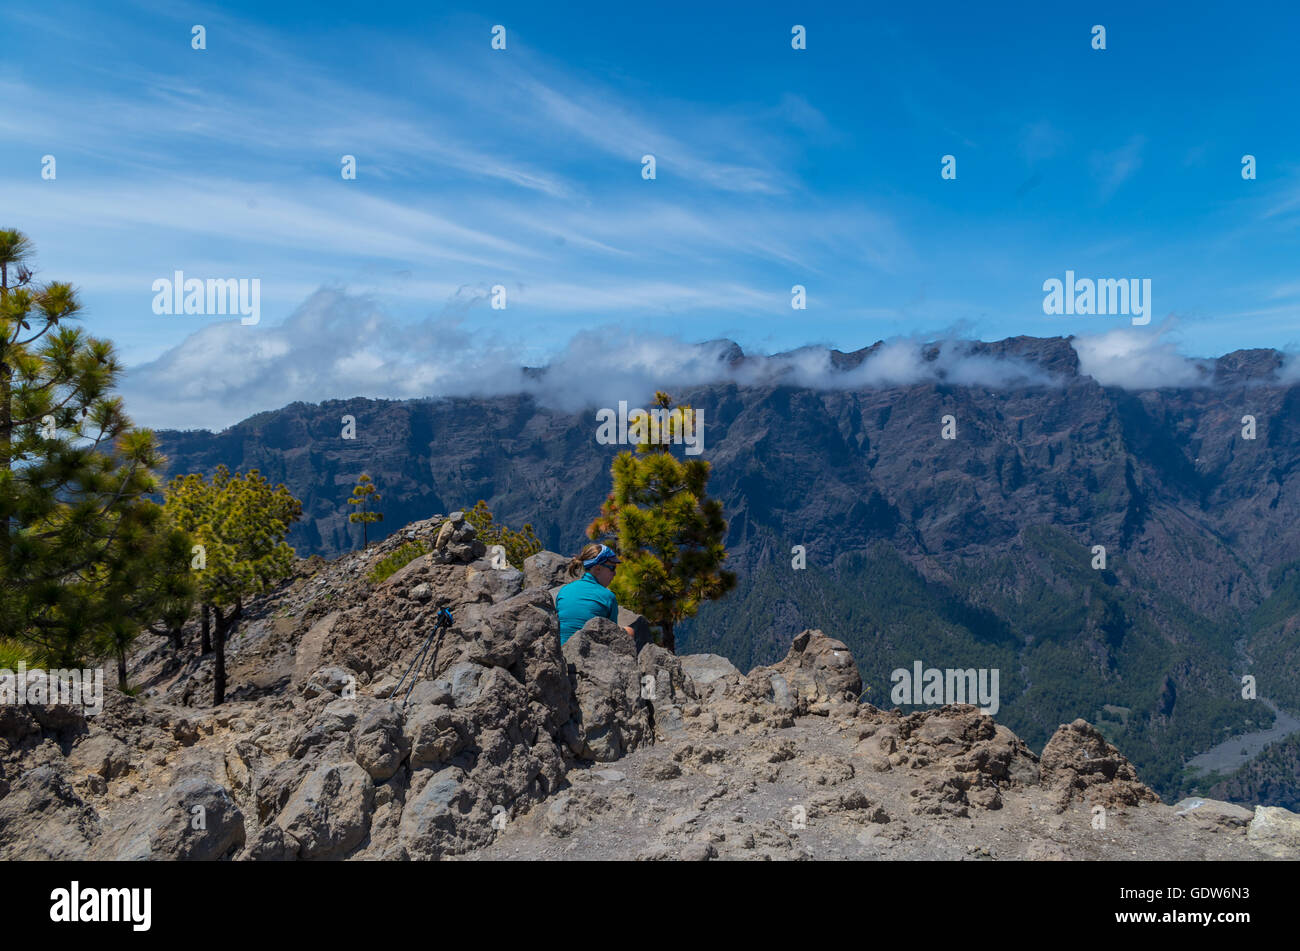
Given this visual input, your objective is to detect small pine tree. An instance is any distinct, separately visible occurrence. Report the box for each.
[348,473,383,547]
[588,391,735,652]
[464,500,541,569]
[164,466,301,704]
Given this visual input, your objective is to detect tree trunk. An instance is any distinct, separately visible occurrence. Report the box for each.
[117,650,128,690]
[169,623,183,651]
[211,598,242,706]
[661,621,675,654]
[212,606,227,705]
[200,604,211,654]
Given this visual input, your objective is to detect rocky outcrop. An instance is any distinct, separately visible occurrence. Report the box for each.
[1246,806,1300,858]
[562,618,651,761]
[1,528,1295,862]
[1040,718,1161,812]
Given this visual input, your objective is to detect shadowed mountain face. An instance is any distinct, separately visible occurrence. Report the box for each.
[154,336,1300,804]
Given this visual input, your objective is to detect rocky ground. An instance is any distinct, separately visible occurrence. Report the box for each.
[1,514,1297,861]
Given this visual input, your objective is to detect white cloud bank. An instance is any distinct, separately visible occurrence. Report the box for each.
[121,289,1283,433]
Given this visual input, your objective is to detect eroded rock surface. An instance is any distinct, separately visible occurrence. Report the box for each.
[0,528,1292,861]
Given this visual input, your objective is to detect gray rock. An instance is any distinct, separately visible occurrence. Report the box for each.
[772,674,797,711]
[322,699,361,729]
[465,561,524,603]
[239,823,296,861]
[562,617,651,762]
[278,761,375,859]
[67,733,131,781]
[288,712,352,759]
[399,767,481,858]
[638,644,696,739]
[302,666,355,700]
[406,678,454,707]
[405,706,471,771]
[1174,797,1254,833]
[461,587,560,670]
[252,759,312,824]
[1247,805,1300,858]
[524,551,572,591]
[409,583,432,603]
[679,653,742,689]
[619,607,655,653]
[353,703,410,781]
[0,766,99,860]
[434,539,487,564]
[446,662,486,707]
[739,631,862,716]
[146,777,246,860]
[543,791,579,837]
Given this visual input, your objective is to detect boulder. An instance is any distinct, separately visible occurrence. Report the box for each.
[1246,805,1300,858]
[735,631,862,716]
[1173,797,1254,834]
[239,823,296,861]
[465,560,524,603]
[460,587,559,670]
[562,617,651,761]
[523,551,571,590]
[399,766,483,859]
[353,703,410,782]
[444,662,485,707]
[67,733,131,781]
[405,706,472,771]
[277,761,375,859]
[1040,719,1160,811]
[406,678,453,707]
[302,666,355,700]
[0,766,99,860]
[679,654,741,690]
[638,644,696,739]
[144,777,246,860]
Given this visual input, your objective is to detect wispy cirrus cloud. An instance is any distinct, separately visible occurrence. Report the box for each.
[1091,136,1146,200]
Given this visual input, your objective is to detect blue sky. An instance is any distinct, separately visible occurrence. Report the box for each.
[3,0,1299,429]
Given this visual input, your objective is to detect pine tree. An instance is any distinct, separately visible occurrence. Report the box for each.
[0,228,186,672]
[588,391,735,652]
[164,466,301,704]
[94,503,195,689]
[348,473,382,548]
[464,499,541,569]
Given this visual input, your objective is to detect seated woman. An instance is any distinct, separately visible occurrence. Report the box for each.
[555,543,635,646]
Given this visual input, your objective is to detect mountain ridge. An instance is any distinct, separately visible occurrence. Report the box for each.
[151,335,1300,809]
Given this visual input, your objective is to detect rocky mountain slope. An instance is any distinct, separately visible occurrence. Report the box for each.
[2,515,1296,861]
[152,336,1300,807]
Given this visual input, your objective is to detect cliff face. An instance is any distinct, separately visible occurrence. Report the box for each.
[153,337,1300,806]
[3,518,1295,862]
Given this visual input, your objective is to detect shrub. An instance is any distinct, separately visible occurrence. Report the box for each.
[367,540,429,584]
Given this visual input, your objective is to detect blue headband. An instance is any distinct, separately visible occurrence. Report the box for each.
[583,545,618,568]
